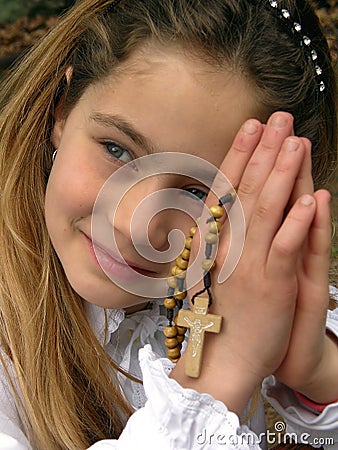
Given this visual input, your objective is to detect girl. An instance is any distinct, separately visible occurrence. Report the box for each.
[0,0,337,448]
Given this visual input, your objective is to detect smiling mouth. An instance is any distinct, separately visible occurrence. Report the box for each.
[84,233,158,279]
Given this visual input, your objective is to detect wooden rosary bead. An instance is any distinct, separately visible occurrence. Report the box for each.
[176,326,187,335]
[171,266,185,277]
[205,232,218,244]
[171,265,186,278]
[181,248,190,260]
[167,347,181,359]
[176,335,185,344]
[164,337,179,348]
[176,268,186,279]
[208,220,222,234]
[164,325,177,338]
[164,297,177,309]
[184,236,193,250]
[167,276,177,288]
[175,257,188,270]
[174,290,186,301]
[202,258,216,271]
[210,205,224,219]
[170,357,180,363]
[189,226,197,237]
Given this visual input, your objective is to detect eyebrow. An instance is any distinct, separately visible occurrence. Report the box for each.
[89,112,155,154]
[89,112,217,186]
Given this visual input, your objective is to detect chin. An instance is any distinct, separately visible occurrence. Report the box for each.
[68,273,144,309]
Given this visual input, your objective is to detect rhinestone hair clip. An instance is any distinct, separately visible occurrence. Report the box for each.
[268,0,325,93]
[105,0,324,93]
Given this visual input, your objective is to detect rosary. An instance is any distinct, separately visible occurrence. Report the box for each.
[163,190,236,378]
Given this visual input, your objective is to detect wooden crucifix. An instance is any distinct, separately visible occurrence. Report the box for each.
[176,296,222,378]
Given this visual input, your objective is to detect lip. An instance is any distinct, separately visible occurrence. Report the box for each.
[82,233,157,280]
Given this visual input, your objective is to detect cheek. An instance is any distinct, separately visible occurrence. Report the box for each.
[45,151,103,225]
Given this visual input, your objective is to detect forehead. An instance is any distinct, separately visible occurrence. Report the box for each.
[85,44,261,168]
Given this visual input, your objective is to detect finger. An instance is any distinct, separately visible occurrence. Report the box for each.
[288,137,314,207]
[276,191,331,348]
[267,194,316,279]
[245,136,306,258]
[302,189,331,285]
[205,112,295,249]
[273,192,331,385]
[236,111,294,225]
[188,119,264,291]
[198,112,294,288]
[205,118,263,209]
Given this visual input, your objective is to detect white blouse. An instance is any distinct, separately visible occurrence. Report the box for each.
[0,287,337,450]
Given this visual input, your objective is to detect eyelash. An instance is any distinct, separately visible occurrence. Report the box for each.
[101,141,207,201]
[184,187,208,202]
[103,141,134,163]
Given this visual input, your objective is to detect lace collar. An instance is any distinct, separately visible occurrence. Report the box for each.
[85,303,125,346]
[85,300,167,347]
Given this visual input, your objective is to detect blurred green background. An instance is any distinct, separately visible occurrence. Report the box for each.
[0,0,74,21]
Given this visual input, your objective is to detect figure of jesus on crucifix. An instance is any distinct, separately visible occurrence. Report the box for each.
[176,296,222,378]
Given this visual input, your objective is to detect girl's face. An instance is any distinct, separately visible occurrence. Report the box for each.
[45,45,259,309]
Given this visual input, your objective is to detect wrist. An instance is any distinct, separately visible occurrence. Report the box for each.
[170,334,261,416]
[293,332,338,404]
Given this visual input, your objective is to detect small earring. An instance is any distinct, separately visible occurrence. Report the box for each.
[52,150,58,161]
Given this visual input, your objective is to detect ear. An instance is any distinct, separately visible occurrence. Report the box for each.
[51,67,73,149]
[50,116,65,149]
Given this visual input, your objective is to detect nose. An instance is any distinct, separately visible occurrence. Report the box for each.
[114,177,180,253]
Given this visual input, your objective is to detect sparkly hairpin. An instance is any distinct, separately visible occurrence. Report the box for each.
[268,0,325,93]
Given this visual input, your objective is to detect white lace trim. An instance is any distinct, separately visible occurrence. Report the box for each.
[85,303,125,345]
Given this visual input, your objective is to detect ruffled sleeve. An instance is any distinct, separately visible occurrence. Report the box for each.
[89,345,261,449]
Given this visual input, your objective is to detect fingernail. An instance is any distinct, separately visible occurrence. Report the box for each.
[271,114,288,128]
[300,195,314,206]
[242,120,258,135]
[284,137,300,152]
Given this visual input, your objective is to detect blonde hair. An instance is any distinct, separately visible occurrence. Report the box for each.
[0,1,132,448]
[0,0,336,448]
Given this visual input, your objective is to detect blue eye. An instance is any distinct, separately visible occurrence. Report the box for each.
[184,187,208,202]
[105,142,133,163]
